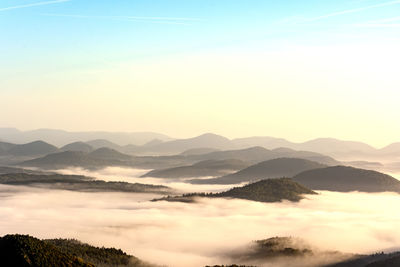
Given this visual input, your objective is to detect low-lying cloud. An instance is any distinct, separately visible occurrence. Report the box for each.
[1,177,400,267]
[54,166,239,193]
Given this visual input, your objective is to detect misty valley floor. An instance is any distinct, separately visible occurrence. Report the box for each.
[1,169,400,267]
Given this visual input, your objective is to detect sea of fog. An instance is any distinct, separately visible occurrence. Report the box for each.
[1,167,400,266]
[53,166,242,193]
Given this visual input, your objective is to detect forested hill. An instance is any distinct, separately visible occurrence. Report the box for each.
[0,234,156,267]
[155,178,316,203]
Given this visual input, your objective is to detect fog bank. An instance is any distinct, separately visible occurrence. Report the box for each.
[0,183,400,266]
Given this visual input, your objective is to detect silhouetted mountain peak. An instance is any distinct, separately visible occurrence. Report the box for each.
[88,147,131,160]
[61,142,94,153]
[7,140,58,157]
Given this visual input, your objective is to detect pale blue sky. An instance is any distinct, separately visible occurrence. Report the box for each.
[1,0,399,145]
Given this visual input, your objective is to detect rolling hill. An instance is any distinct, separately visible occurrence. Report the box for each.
[19,151,109,169]
[61,142,94,153]
[0,141,16,154]
[293,166,400,193]
[155,178,316,203]
[141,159,249,178]
[0,234,93,267]
[7,141,58,157]
[180,147,220,156]
[0,234,155,267]
[189,158,326,184]
[191,146,340,166]
[88,147,132,160]
[0,128,172,147]
[85,139,122,150]
[143,133,233,154]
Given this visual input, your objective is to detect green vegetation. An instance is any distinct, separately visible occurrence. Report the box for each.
[0,234,156,267]
[45,239,155,267]
[0,234,93,267]
[216,178,316,202]
[154,178,316,203]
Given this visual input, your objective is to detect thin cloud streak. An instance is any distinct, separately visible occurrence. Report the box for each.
[304,0,400,22]
[354,16,400,27]
[41,13,201,24]
[0,0,70,12]
[355,23,400,27]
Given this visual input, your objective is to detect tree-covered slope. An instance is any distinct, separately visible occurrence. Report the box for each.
[45,239,155,267]
[0,234,156,267]
[0,234,93,267]
[155,178,316,203]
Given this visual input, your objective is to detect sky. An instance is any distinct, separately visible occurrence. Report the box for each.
[0,0,399,147]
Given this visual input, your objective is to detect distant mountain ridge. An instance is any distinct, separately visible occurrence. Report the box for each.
[7,141,58,157]
[0,128,172,146]
[190,158,327,184]
[190,146,339,166]
[18,145,339,172]
[142,159,249,178]
[2,129,400,159]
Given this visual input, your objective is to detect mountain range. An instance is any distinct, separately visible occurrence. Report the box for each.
[0,128,172,147]
[18,146,339,171]
[2,129,400,160]
[189,158,327,184]
[142,159,249,178]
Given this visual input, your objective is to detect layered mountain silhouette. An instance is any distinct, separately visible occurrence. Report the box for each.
[88,147,132,160]
[6,141,58,157]
[293,166,400,193]
[142,133,232,154]
[18,145,339,172]
[189,158,327,184]
[190,146,339,166]
[155,178,316,203]
[141,159,249,178]
[85,139,122,150]
[61,142,94,153]
[20,151,110,169]
[180,147,220,156]
[0,128,171,147]
[0,141,16,154]
[2,129,400,160]
[19,147,135,169]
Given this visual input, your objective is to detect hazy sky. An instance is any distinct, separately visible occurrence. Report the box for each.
[1,0,399,146]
